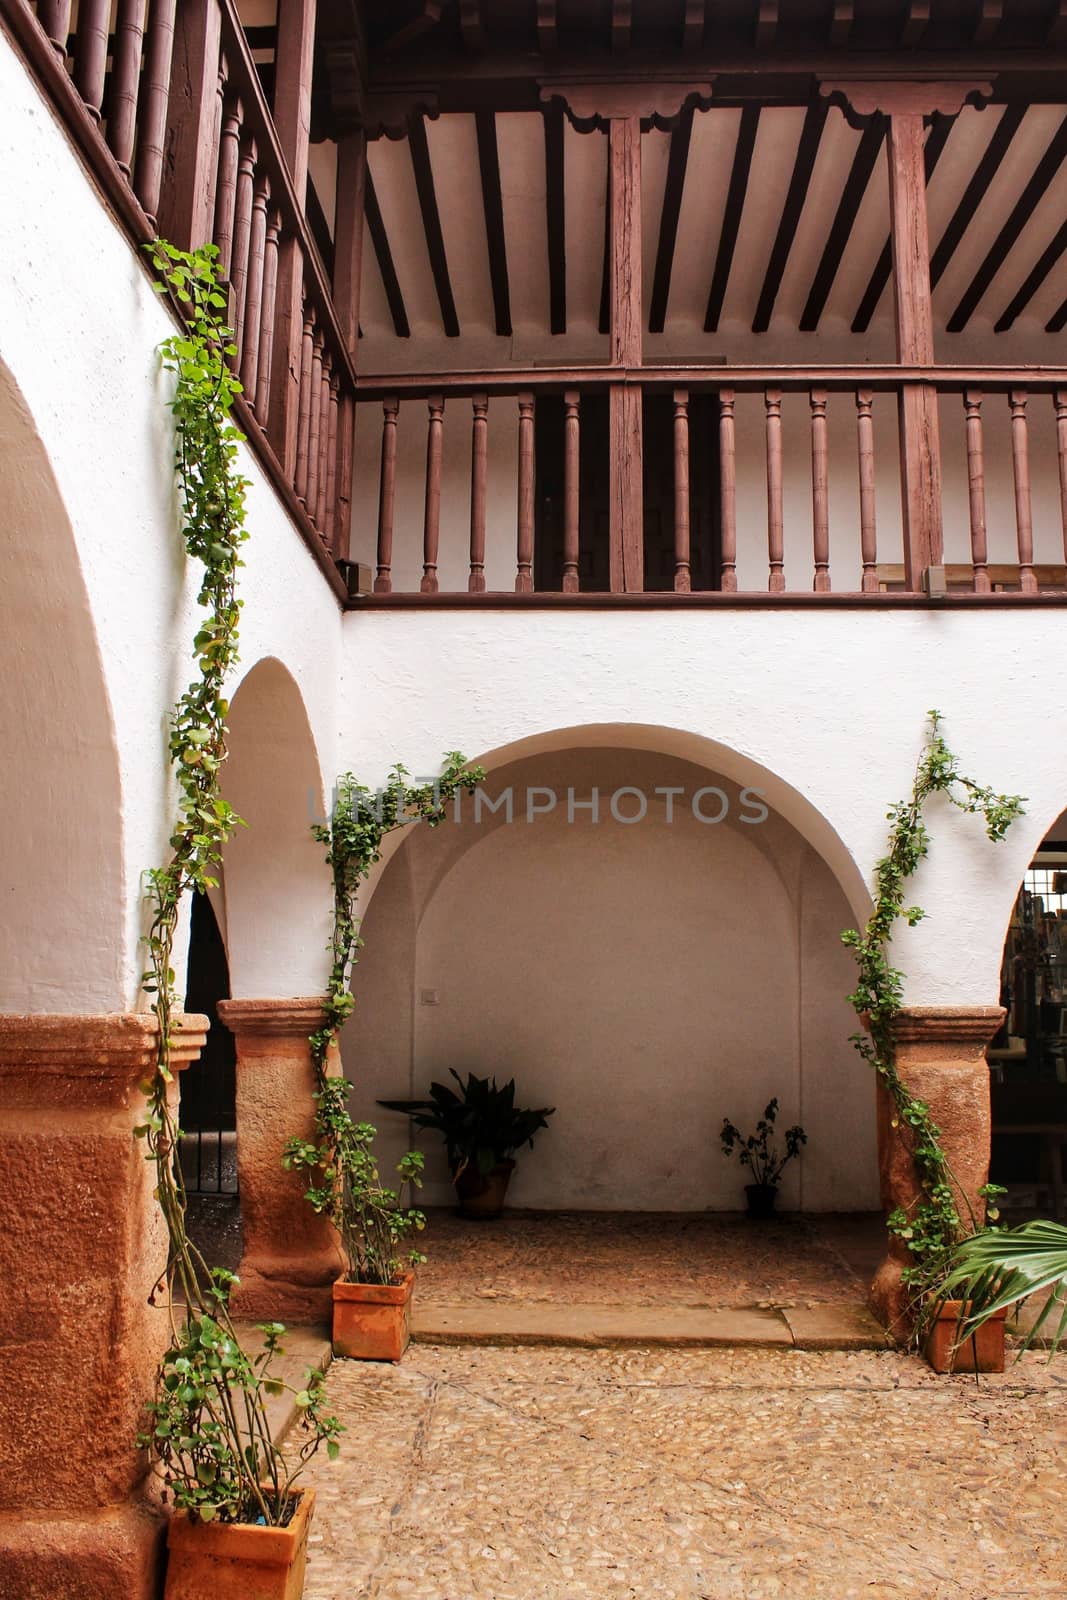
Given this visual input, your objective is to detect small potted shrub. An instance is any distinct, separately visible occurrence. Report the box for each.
[284,1094,427,1361]
[143,1270,342,1599]
[926,1218,1067,1374]
[719,1097,807,1217]
[379,1070,556,1219]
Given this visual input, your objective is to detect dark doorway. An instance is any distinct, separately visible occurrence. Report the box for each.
[180,891,238,1196]
[534,391,720,591]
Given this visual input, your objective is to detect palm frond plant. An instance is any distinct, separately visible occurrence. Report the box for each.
[940,1219,1067,1355]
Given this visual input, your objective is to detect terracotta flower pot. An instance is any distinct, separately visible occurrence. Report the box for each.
[744,1183,779,1219]
[454,1158,515,1218]
[924,1299,1007,1374]
[332,1270,414,1361]
[165,1486,315,1600]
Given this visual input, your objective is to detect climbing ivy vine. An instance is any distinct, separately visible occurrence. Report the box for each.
[284,757,485,1282]
[843,710,1025,1328]
[137,241,339,1525]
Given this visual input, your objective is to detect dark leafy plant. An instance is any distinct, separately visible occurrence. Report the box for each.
[287,759,484,1282]
[379,1070,556,1179]
[842,710,1024,1337]
[138,240,340,1524]
[941,1219,1067,1356]
[720,1098,806,1188]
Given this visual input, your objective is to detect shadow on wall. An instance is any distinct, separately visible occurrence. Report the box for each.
[344,745,878,1215]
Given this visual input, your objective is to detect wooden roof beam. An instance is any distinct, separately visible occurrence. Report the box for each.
[928,104,1025,290]
[649,105,694,333]
[683,0,705,49]
[752,100,827,333]
[800,114,885,332]
[376,0,443,56]
[994,216,1067,332]
[544,101,567,334]
[899,0,930,46]
[1046,294,1067,334]
[948,113,1067,331]
[704,105,759,332]
[537,0,557,53]
[612,0,632,51]
[408,114,461,336]
[475,108,512,336]
[829,0,853,46]
[459,0,485,52]
[755,0,778,48]
[364,168,410,337]
[973,0,1002,45]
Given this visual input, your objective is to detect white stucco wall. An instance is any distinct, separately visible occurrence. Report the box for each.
[0,30,344,1011]
[348,748,879,1212]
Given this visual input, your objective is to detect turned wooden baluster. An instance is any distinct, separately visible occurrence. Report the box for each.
[719,390,737,592]
[422,394,445,594]
[673,389,691,593]
[72,0,111,120]
[811,388,830,592]
[963,390,991,594]
[254,209,281,417]
[765,388,784,592]
[37,0,73,56]
[562,389,580,593]
[213,84,243,280]
[856,390,878,593]
[469,393,488,593]
[516,392,535,593]
[375,397,399,593]
[315,358,332,536]
[336,389,355,564]
[306,329,325,521]
[325,374,340,550]
[1010,389,1037,593]
[240,172,269,405]
[132,0,177,223]
[228,133,257,371]
[1055,391,1067,564]
[294,303,315,504]
[107,0,147,175]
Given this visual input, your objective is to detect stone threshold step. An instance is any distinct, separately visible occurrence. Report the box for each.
[413,1301,890,1351]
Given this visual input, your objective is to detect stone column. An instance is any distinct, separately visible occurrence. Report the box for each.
[870,1004,1005,1332]
[0,1011,207,1600]
[217,998,342,1323]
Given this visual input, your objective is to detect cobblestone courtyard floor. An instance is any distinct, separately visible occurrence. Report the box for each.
[301,1344,1067,1600]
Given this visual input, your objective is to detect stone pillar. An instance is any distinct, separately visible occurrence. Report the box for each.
[0,1012,207,1600]
[217,998,342,1323]
[870,1004,1005,1332]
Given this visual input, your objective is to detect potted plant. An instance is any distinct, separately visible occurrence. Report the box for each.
[142,1270,342,1599]
[719,1098,807,1217]
[929,1217,1067,1373]
[379,1070,556,1219]
[284,1098,427,1361]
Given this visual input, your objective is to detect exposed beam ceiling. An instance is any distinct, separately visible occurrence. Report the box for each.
[648,105,694,333]
[475,108,511,335]
[544,102,567,334]
[752,100,826,332]
[800,113,885,332]
[850,114,953,334]
[364,168,410,336]
[408,113,461,335]
[704,105,759,332]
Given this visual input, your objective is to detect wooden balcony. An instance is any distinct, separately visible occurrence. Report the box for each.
[4,0,1067,605]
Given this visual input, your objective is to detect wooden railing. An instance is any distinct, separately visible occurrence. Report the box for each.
[353,370,1067,598]
[7,0,353,590]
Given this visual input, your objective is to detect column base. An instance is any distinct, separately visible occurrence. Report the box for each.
[0,1502,165,1600]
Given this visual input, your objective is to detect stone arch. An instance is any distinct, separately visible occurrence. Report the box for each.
[0,358,125,1012]
[346,726,877,1215]
[220,655,333,998]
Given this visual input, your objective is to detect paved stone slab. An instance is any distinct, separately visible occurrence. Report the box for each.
[413,1301,794,1347]
[232,1321,331,1443]
[781,1301,891,1349]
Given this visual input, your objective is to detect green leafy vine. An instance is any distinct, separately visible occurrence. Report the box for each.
[843,710,1025,1327]
[137,241,339,1524]
[285,757,485,1282]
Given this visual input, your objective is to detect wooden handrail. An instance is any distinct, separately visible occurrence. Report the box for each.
[354,365,1067,398]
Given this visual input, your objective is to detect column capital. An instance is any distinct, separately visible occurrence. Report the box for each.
[891,1004,1006,1055]
[217,996,329,1037]
[0,1012,208,1108]
[819,78,994,124]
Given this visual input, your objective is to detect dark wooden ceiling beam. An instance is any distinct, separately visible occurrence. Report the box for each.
[377,0,443,55]
[544,101,567,333]
[993,217,1067,331]
[649,105,694,332]
[475,108,512,336]
[752,100,827,333]
[928,104,1025,290]
[537,0,557,52]
[899,0,930,46]
[1046,293,1067,333]
[407,114,461,336]
[800,114,885,332]
[947,113,1067,331]
[599,194,611,334]
[459,0,485,52]
[850,113,953,333]
[1050,0,1067,46]
[829,0,853,46]
[612,0,632,51]
[704,105,759,332]
[364,167,410,337]
[755,0,779,47]
[683,0,705,48]
[973,0,1003,44]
